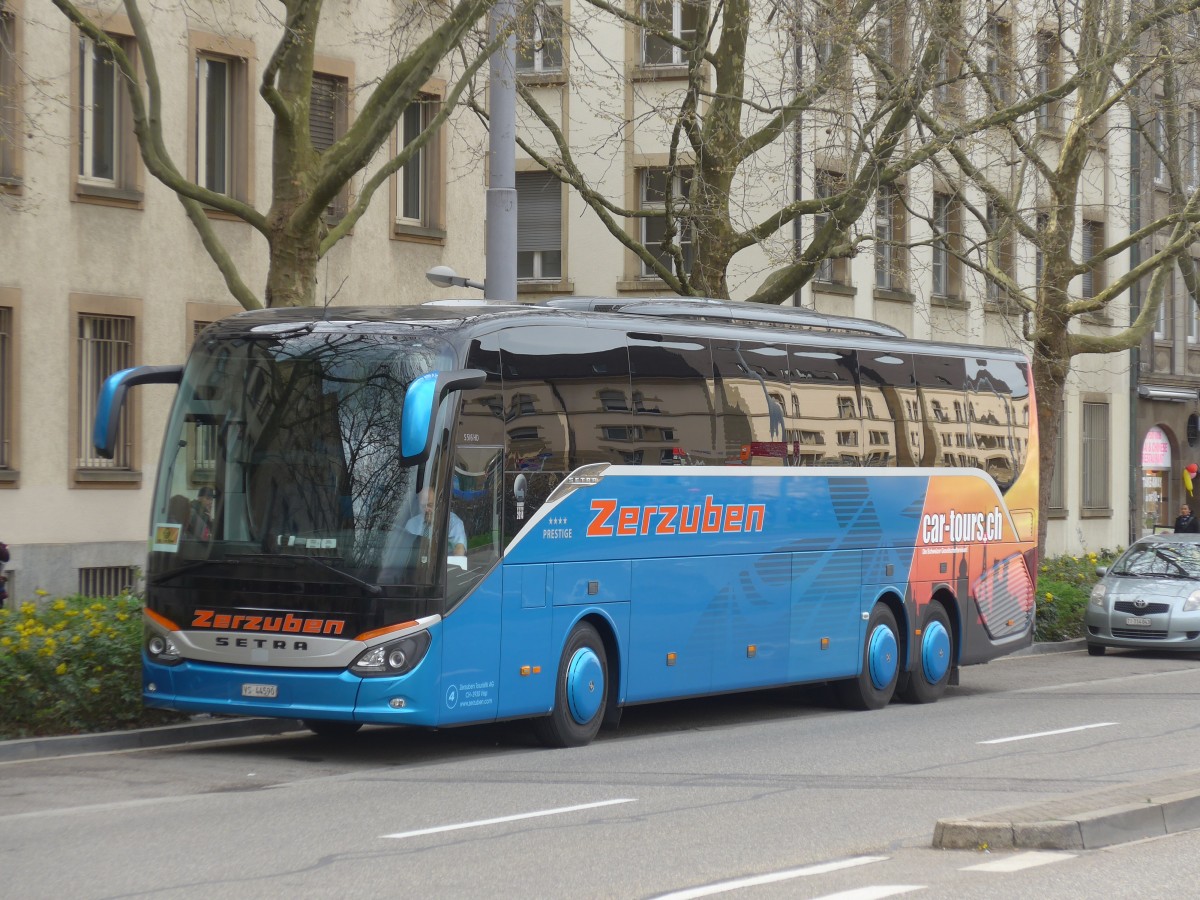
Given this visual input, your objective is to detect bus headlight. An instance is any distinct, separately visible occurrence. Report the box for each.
[146,629,183,666]
[351,631,431,677]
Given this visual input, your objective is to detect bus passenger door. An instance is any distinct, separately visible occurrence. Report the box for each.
[498,564,553,717]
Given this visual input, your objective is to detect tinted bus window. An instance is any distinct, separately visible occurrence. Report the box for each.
[859,350,921,468]
[914,353,968,470]
[628,332,718,465]
[711,340,792,466]
[965,356,1030,490]
[788,346,858,466]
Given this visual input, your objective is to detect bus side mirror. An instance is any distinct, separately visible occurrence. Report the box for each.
[400,369,487,464]
[93,365,184,459]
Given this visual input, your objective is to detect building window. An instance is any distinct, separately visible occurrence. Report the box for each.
[874,184,906,291]
[642,0,699,67]
[1152,106,1165,185]
[190,34,252,203]
[1081,401,1109,512]
[517,171,562,281]
[76,312,134,472]
[640,166,693,277]
[79,566,137,598]
[984,14,1011,104]
[0,302,11,472]
[1,4,20,185]
[1080,220,1104,299]
[1034,212,1048,286]
[1156,268,1173,340]
[1035,31,1059,132]
[394,93,442,232]
[813,170,848,284]
[310,71,349,219]
[1188,107,1199,191]
[74,28,139,200]
[517,0,563,73]
[1189,262,1200,344]
[875,1,905,71]
[985,200,1014,305]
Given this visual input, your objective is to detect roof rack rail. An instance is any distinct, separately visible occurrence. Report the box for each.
[540,297,904,338]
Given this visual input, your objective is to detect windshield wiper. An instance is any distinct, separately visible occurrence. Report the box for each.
[150,558,243,585]
[1153,549,1189,576]
[235,553,383,596]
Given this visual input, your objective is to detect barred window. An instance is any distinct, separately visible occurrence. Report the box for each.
[77,313,134,470]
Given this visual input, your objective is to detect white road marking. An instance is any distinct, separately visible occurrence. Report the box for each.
[961,850,1076,872]
[807,888,924,900]
[380,797,635,839]
[650,856,889,900]
[978,722,1117,744]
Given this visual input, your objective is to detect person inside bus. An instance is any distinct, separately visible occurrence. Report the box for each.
[188,487,218,540]
[1175,504,1199,533]
[403,489,467,556]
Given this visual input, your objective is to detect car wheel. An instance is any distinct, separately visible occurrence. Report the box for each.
[837,604,900,710]
[534,622,608,748]
[897,602,953,704]
[1087,643,1106,657]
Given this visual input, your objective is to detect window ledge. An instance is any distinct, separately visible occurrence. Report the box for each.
[932,293,969,310]
[392,222,447,245]
[1046,507,1068,520]
[984,299,1022,316]
[0,469,18,485]
[73,183,144,209]
[74,469,142,485]
[873,287,914,304]
[0,175,23,195]
[518,279,575,295]
[518,71,567,88]
[811,280,857,297]
[631,64,690,83]
[1079,507,1113,519]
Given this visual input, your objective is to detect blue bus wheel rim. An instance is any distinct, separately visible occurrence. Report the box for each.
[867,624,898,691]
[566,647,603,724]
[921,621,951,684]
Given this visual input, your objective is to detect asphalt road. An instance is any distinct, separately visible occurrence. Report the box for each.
[1,646,1199,899]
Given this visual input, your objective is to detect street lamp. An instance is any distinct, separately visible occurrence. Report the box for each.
[425,266,485,291]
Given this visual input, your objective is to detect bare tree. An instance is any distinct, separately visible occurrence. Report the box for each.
[51,0,527,308]
[919,0,1200,550]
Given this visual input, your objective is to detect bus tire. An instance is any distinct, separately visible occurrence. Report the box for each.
[837,604,900,711]
[897,602,953,704]
[534,622,608,748]
[303,719,362,738]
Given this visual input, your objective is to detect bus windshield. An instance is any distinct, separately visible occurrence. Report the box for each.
[149,325,457,589]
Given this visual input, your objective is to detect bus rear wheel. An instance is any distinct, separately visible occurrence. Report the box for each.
[303,719,362,738]
[897,602,953,704]
[837,604,900,711]
[534,622,608,748]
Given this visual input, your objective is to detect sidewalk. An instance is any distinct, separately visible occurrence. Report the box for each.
[934,770,1200,850]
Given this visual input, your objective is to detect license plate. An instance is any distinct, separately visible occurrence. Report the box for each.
[241,683,278,698]
[1124,616,1153,627]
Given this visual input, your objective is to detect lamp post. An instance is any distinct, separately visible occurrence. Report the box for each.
[485,0,518,302]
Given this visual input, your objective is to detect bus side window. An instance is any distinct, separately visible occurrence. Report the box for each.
[628,333,718,466]
[915,353,969,470]
[788,346,858,466]
[859,350,921,468]
[711,340,792,466]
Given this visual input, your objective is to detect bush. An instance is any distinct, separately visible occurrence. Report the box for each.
[0,594,184,739]
[1035,549,1120,643]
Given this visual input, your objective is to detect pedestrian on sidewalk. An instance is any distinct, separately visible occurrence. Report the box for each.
[1174,505,1199,533]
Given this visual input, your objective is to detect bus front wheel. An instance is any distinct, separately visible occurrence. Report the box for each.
[837,604,900,711]
[897,602,953,704]
[535,622,608,748]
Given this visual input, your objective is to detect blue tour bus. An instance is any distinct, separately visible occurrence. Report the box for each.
[95,298,1039,746]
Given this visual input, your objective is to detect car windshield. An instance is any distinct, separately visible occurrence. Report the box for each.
[1111,541,1200,579]
[149,324,457,588]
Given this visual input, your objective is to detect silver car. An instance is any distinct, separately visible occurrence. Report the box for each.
[1085,533,1200,655]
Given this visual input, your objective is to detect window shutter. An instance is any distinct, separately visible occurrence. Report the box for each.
[517,172,561,253]
[310,75,340,152]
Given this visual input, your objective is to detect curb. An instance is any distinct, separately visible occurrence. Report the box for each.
[1010,637,1085,657]
[933,773,1200,850]
[0,716,304,763]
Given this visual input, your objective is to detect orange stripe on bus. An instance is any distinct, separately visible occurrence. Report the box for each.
[145,608,181,631]
[355,620,418,642]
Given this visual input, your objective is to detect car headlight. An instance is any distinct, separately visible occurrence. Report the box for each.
[1184,591,1200,613]
[1089,582,1108,609]
[351,631,431,677]
[145,627,183,666]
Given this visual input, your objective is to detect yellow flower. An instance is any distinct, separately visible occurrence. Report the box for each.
[35,589,49,598]
[52,599,67,611]
[55,663,68,676]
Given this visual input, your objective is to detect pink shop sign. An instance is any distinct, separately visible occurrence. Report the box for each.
[1142,426,1172,469]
